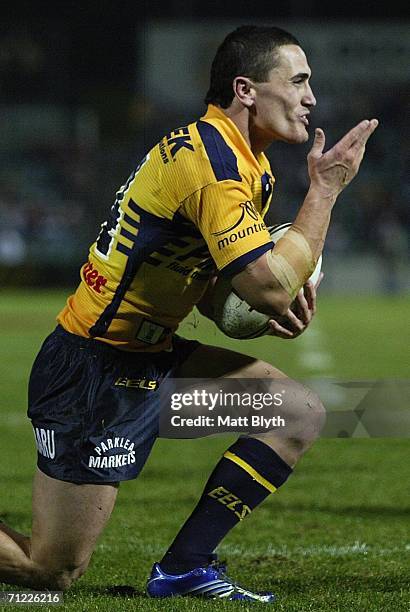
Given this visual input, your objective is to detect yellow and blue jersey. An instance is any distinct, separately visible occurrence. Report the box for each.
[58,105,275,351]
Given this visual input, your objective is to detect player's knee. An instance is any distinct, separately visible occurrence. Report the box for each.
[253,360,286,379]
[274,384,325,444]
[41,559,89,591]
[289,386,326,448]
[252,383,325,465]
[279,388,325,465]
[303,387,326,436]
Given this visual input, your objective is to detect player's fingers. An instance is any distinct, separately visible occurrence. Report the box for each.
[305,271,324,313]
[304,280,318,314]
[266,319,295,339]
[337,119,377,150]
[337,120,370,149]
[294,289,311,325]
[361,118,379,143]
[283,308,305,333]
[304,281,315,312]
[306,271,323,314]
[350,118,379,152]
[314,271,324,290]
[308,128,326,159]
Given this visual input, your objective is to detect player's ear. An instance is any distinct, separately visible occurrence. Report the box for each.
[233,76,256,108]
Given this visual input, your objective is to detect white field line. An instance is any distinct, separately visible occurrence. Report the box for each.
[2,412,28,427]
[296,324,335,375]
[96,541,410,558]
[295,321,352,414]
[221,542,410,558]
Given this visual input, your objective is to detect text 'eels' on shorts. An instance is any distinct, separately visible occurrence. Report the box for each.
[28,325,199,484]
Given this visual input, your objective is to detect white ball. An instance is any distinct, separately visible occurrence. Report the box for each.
[211,223,322,339]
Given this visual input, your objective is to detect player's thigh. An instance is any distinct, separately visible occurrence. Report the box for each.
[176,345,322,426]
[175,343,324,465]
[30,469,118,571]
[175,343,287,379]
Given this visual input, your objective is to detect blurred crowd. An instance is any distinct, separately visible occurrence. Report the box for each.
[0,145,94,267]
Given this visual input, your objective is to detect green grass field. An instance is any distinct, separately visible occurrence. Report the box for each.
[0,290,409,611]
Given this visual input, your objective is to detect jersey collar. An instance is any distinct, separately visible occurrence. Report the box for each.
[201,104,268,171]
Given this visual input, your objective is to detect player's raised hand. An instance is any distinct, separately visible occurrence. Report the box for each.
[307,119,379,200]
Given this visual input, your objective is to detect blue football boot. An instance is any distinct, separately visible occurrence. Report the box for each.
[147,558,275,602]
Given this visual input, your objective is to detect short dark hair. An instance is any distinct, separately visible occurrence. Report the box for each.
[205,25,300,108]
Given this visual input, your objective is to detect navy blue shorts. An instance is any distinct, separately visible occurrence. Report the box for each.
[28,326,199,484]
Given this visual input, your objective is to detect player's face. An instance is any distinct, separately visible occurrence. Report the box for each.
[251,45,316,145]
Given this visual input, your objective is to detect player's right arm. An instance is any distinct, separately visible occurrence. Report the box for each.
[232,119,379,316]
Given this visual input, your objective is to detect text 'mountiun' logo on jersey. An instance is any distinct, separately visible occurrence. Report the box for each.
[212,201,259,237]
[212,201,266,251]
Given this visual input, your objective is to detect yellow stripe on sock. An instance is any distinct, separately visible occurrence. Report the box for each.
[223,451,277,493]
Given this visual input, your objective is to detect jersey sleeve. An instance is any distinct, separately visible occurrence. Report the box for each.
[183,180,273,276]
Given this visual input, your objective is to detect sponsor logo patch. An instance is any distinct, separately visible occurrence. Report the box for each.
[33,427,56,459]
[164,126,194,160]
[88,436,136,470]
[211,201,266,250]
[135,320,167,345]
[82,261,107,293]
[212,201,259,237]
[114,377,158,390]
[208,486,251,521]
[216,221,267,250]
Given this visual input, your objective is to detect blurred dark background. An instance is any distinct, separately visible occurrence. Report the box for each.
[0,1,409,292]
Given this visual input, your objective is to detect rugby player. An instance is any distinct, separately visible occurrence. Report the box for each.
[0,26,377,601]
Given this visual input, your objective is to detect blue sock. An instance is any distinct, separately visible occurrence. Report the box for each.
[160,437,292,574]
